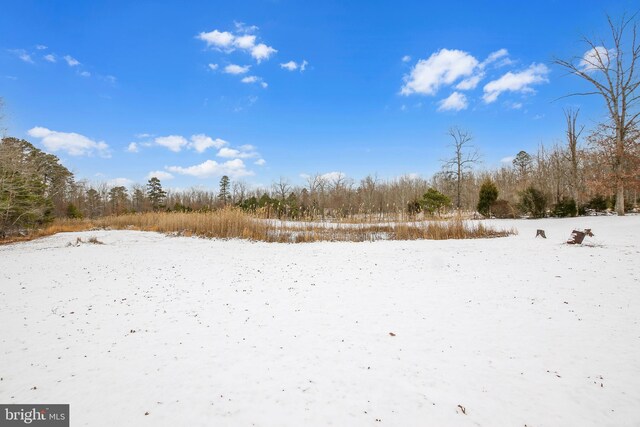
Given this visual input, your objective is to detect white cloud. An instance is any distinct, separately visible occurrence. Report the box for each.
[208,63,218,71]
[189,134,227,153]
[401,49,479,96]
[35,45,47,50]
[217,146,258,158]
[135,133,153,138]
[167,159,253,178]
[251,44,277,63]
[280,60,308,72]
[234,21,258,34]
[107,178,133,187]
[437,91,468,112]
[455,74,482,90]
[321,171,347,182]
[402,48,515,97]
[280,60,298,71]
[127,142,139,153]
[43,54,56,63]
[500,156,515,163]
[483,63,549,103]
[27,126,110,157]
[481,49,509,68]
[197,30,235,50]
[402,55,411,62]
[10,49,34,63]
[146,171,174,180]
[63,55,80,67]
[155,135,188,152]
[234,34,256,49]
[254,158,266,166]
[197,25,276,63]
[224,64,250,74]
[241,75,258,83]
[79,71,91,77]
[579,46,611,71]
[239,75,267,87]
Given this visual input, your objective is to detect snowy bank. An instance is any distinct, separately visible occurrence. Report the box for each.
[1,216,639,426]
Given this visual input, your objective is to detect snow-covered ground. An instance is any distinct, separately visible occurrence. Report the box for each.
[1,216,639,426]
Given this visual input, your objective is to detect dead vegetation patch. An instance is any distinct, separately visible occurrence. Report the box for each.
[3,208,515,244]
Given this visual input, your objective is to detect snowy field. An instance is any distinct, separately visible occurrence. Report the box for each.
[1,216,639,427]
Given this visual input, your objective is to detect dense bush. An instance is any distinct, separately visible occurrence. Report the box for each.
[477,180,498,216]
[490,199,516,218]
[518,186,547,218]
[421,188,451,215]
[407,199,422,215]
[66,203,83,219]
[585,194,608,211]
[553,198,577,217]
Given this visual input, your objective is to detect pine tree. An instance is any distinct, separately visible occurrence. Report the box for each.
[218,175,230,205]
[146,177,166,211]
[1,137,70,235]
[477,180,498,216]
[421,188,451,216]
[108,186,129,215]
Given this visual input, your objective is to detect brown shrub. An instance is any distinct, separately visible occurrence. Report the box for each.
[490,199,517,219]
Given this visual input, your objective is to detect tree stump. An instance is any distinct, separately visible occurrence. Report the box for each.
[535,229,546,238]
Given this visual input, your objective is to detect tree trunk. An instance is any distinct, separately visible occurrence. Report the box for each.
[615,130,625,215]
[615,179,625,215]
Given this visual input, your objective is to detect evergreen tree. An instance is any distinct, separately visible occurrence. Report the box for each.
[218,175,230,204]
[1,137,71,235]
[108,186,129,215]
[477,180,498,216]
[146,177,166,211]
[85,188,101,218]
[512,150,533,176]
[66,203,83,219]
[421,188,451,216]
[132,186,146,212]
[518,186,547,218]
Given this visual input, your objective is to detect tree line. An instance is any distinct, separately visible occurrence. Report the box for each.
[1,12,639,236]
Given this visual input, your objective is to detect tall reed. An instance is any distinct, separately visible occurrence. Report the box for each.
[2,207,516,244]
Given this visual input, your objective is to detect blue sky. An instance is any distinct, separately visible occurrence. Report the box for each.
[0,0,636,189]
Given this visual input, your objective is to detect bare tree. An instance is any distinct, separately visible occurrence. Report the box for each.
[232,180,248,204]
[555,13,640,215]
[564,108,584,212]
[306,173,328,218]
[273,177,291,201]
[442,127,481,209]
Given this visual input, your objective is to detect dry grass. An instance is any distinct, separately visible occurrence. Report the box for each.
[0,219,97,245]
[66,236,104,247]
[1,207,516,244]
